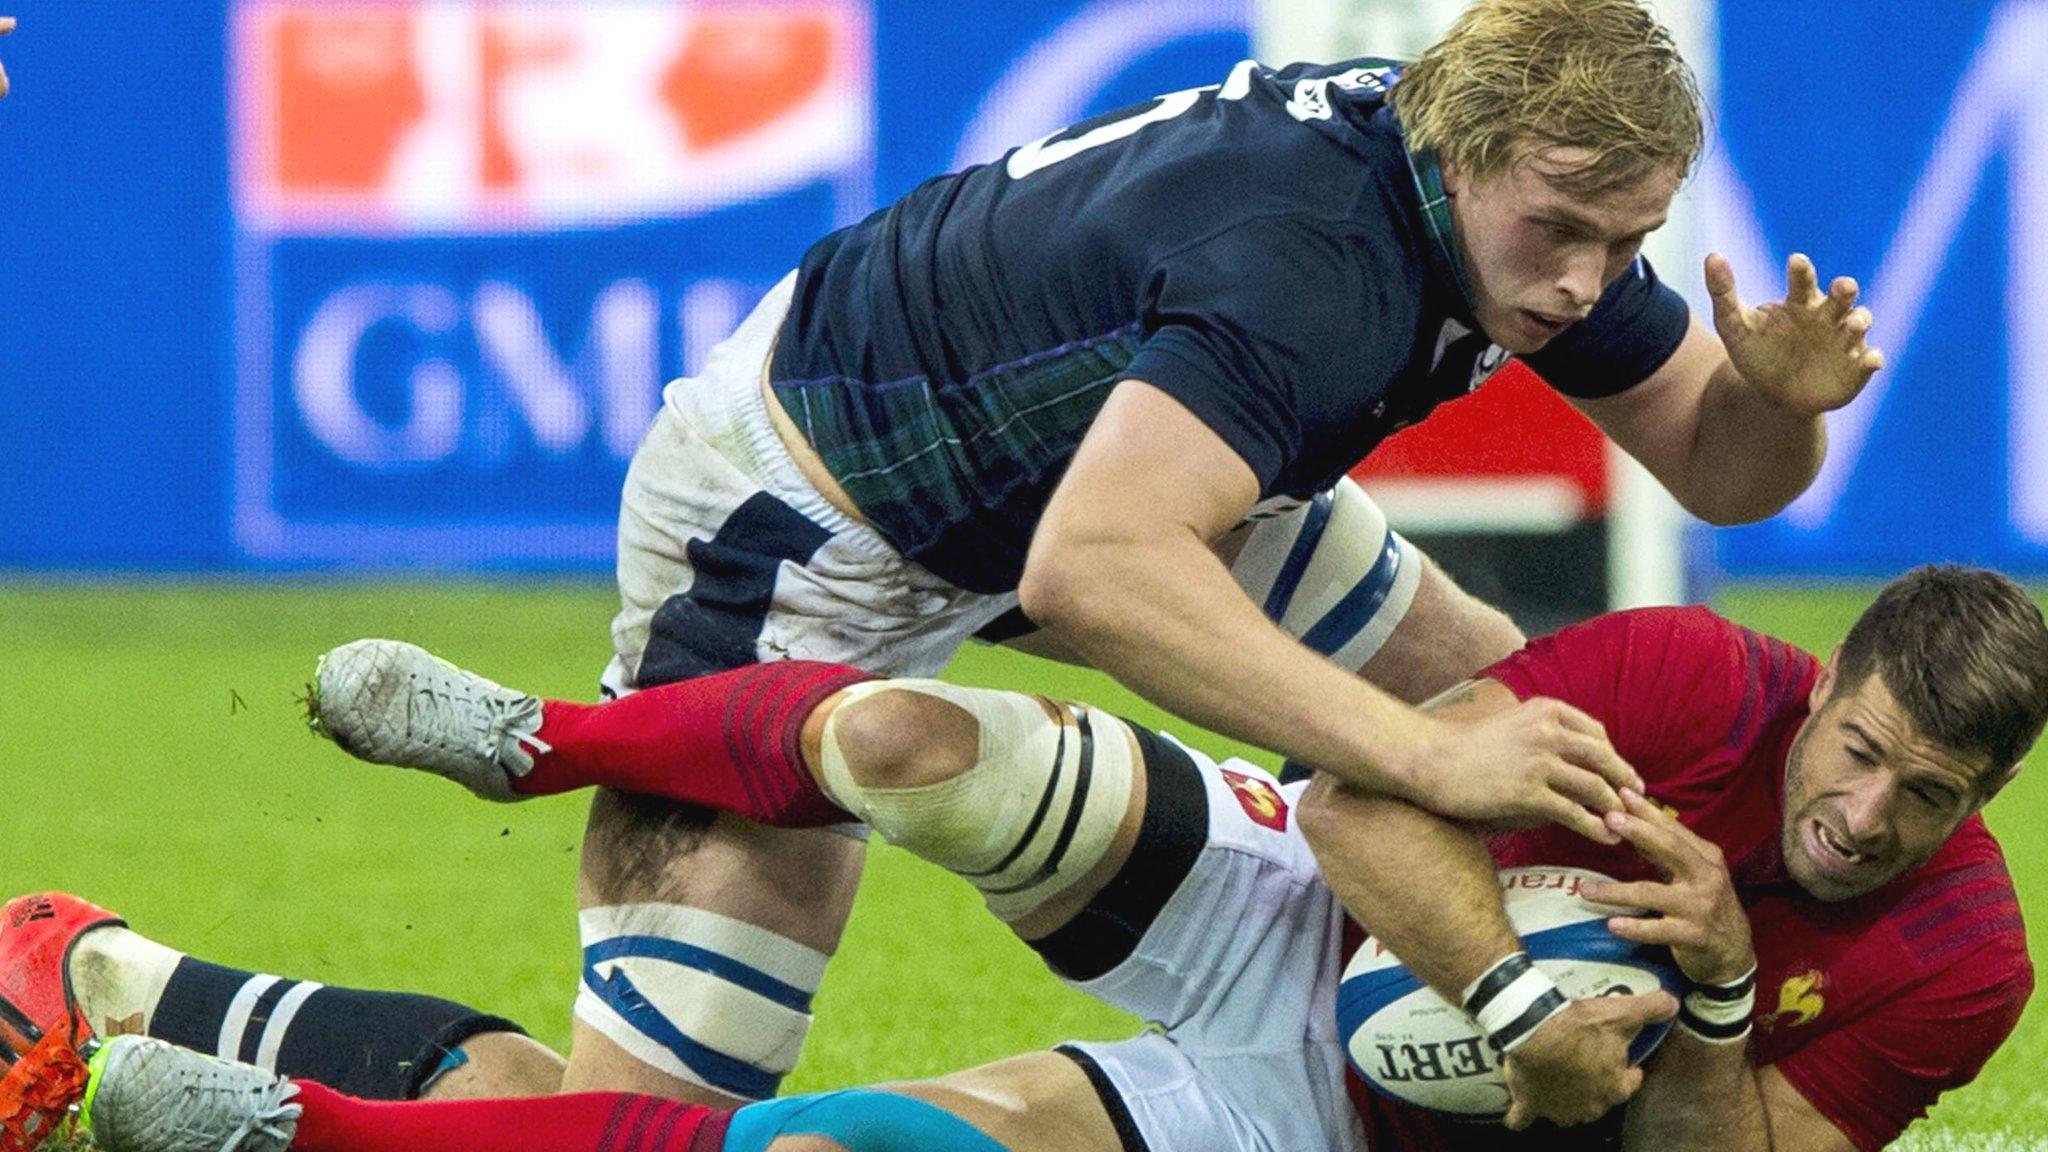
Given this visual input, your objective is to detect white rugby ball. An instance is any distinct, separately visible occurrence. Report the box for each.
[1336,865,1683,1118]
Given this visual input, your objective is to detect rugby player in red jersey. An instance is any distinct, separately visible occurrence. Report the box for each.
[20,566,2042,1152]
[1310,564,2047,1150]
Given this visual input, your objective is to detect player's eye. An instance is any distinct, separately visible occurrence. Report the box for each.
[1910,785,1955,810]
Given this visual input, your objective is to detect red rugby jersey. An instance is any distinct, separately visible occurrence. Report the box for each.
[1348,606,2032,1152]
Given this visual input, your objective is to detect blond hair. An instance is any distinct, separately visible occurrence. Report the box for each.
[1390,0,1705,196]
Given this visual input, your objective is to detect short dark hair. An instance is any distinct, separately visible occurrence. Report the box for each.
[1836,565,2048,784]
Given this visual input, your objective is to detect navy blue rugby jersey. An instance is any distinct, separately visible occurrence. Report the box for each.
[768,59,1690,594]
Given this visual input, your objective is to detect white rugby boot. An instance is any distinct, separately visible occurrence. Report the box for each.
[84,1036,302,1152]
[307,639,549,802]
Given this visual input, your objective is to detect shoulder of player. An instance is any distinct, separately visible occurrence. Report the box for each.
[1872,821,2031,988]
[1543,604,1758,685]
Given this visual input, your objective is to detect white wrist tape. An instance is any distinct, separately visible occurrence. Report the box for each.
[1462,952,1569,1053]
[1678,965,1757,1044]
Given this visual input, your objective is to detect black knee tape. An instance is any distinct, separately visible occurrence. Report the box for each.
[1027,724,1208,982]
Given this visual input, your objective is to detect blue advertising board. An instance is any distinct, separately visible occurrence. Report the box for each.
[1710,0,2048,575]
[0,0,1248,569]
[5,1,2028,576]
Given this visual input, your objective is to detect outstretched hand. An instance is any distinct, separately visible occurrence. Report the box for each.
[1705,251,1883,415]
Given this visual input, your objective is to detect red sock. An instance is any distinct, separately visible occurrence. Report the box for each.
[292,1082,732,1152]
[513,661,874,827]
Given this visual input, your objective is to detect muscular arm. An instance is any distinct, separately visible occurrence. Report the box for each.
[1298,678,1675,1129]
[1021,380,1439,796]
[1575,253,1881,526]
[1295,680,1525,992]
[1574,318,1825,527]
[1624,1044,1854,1152]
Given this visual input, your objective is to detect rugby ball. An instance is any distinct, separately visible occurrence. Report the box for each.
[1336,865,1684,1118]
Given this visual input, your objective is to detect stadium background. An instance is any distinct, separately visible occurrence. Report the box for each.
[1,0,2042,1147]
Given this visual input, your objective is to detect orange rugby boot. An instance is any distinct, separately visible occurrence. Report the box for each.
[0,895,123,1044]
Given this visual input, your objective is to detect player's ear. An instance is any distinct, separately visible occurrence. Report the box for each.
[1439,154,1465,196]
[1810,647,1841,709]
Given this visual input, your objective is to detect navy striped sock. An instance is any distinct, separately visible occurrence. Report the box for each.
[149,958,525,1099]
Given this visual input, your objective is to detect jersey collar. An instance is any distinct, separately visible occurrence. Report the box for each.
[1394,117,1481,316]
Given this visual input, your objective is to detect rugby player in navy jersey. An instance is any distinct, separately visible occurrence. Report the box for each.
[474,0,1889,1121]
[26,567,2043,1152]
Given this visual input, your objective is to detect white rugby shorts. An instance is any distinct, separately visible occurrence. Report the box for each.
[605,272,1013,694]
[1059,745,1366,1152]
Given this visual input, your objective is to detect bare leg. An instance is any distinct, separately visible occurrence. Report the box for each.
[423,1032,564,1099]
[562,794,865,1103]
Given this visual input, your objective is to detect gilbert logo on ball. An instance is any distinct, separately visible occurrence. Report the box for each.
[1337,866,1684,1118]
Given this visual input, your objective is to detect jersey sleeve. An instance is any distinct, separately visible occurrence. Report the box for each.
[1120,215,1421,492]
[1771,944,2033,1151]
[1521,254,1690,399]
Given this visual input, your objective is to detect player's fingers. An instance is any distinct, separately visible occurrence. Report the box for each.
[0,17,16,35]
[1547,791,1622,845]
[1844,306,1873,338]
[1606,913,1694,949]
[1860,346,1886,373]
[1605,805,1686,871]
[1604,990,1680,1030]
[1547,705,1642,794]
[1548,760,1623,820]
[1703,253,1745,328]
[1823,276,1860,321]
[1619,789,1715,859]
[1786,253,1820,302]
[1580,878,1671,910]
[1547,699,1610,742]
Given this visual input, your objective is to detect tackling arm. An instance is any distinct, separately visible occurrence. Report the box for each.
[1022,381,1639,828]
[1020,380,1433,793]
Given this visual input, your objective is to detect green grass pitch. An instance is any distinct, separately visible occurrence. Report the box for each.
[2,581,2042,1150]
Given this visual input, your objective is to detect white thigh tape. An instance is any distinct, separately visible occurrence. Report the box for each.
[817,681,1138,922]
[574,903,828,1100]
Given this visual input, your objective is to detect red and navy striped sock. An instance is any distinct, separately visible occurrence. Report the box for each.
[513,661,874,827]
[292,1081,732,1152]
